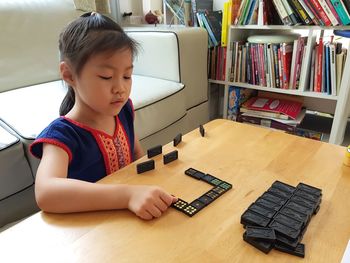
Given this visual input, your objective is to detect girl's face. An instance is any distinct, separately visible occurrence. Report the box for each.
[73,48,133,118]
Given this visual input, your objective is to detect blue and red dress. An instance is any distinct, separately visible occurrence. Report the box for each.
[30,99,135,182]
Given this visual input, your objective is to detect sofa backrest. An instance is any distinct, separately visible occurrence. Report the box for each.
[0,0,81,93]
[127,31,181,83]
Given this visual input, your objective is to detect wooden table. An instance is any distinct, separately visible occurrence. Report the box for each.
[1,119,350,263]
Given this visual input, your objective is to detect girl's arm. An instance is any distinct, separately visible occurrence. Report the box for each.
[133,135,144,160]
[35,143,176,219]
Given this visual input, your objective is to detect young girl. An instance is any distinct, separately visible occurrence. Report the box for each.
[30,12,177,220]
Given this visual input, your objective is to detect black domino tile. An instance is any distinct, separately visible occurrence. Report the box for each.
[171,198,188,212]
[212,186,226,196]
[243,232,274,254]
[205,190,220,200]
[190,199,206,211]
[209,178,223,186]
[248,203,276,219]
[182,205,199,217]
[201,174,217,184]
[147,145,162,158]
[198,194,214,206]
[219,182,232,190]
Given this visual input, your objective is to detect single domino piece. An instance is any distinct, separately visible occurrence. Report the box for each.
[147,144,162,158]
[294,189,321,204]
[279,207,309,227]
[296,182,322,197]
[171,198,189,212]
[268,220,301,240]
[198,194,214,206]
[219,181,232,191]
[163,150,178,164]
[241,210,271,227]
[201,174,217,184]
[212,186,227,196]
[209,177,223,186]
[182,205,199,217]
[184,168,205,180]
[248,203,276,219]
[271,181,296,194]
[136,159,155,174]
[273,212,303,231]
[268,186,293,200]
[173,133,182,146]
[261,192,287,206]
[275,233,300,249]
[199,124,205,137]
[255,197,283,212]
[245,226,276,241]
[205,190,221,200]
[243,232,274,254]
[189,199,206,211]
[274,242,305,258]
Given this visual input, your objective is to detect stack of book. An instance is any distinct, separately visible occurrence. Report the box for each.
[238,95,306,133]
[232,0,350,25]
[309,37,348,95]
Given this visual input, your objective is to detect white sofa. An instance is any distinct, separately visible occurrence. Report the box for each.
[0,0,209,228]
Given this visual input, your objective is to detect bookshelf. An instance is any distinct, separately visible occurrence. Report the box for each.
[210,25,350,145]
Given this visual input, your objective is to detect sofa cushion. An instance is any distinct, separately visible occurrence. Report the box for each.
[131,75,185,140]
[0,124,33,200]
[0,81,67,140]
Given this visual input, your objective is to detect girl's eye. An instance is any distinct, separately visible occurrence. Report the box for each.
[124,76,131,80]
[99,76,112,80]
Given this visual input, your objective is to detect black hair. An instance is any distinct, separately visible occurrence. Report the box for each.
[59,12,138,116]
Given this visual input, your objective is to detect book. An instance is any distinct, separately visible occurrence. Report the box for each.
[281,0,301,24]
[298,0,320,25]
[227,86,257,120]
[238,114,297,132]
[241,96,303,119]
[286,0,312,24]
[330,0,350,25]
[240,107,306,125]
[272,0,293,25]
[318,0,340,25]
[308,0,332,26]
[329,43,337,96]
[205,10,223,46]
[221,1,230,47]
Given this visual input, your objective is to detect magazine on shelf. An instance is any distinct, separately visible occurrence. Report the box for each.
[241,96,303,120]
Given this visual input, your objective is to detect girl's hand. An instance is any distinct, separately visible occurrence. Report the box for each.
[128,186,177,220]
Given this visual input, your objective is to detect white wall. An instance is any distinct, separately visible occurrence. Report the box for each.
[119,0,143,15]
[213,0,225,11]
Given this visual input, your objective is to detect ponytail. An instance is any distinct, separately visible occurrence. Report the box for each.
[59,86,75,116]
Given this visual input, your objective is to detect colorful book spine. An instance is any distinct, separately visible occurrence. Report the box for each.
[330,0,350,25]
[298,0,320,25]
[287,0,312,24]
[318,0,340,25]
[309,0,332,25]
[272,0,293,25]
[325,0,342,24]
[281,0,301,24]
[221,1,229,47]
[316,38,324,92]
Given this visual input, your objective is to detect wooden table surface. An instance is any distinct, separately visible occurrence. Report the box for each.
[1,119,350,263]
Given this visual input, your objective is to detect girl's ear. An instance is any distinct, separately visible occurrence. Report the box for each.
[60,61,75,87]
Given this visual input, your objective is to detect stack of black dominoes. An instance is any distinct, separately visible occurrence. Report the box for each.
[171,168,232,217]
[241,181,322,258]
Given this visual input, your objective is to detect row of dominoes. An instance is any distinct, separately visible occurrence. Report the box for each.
[136,132,184,174]
[171,168,232,217]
